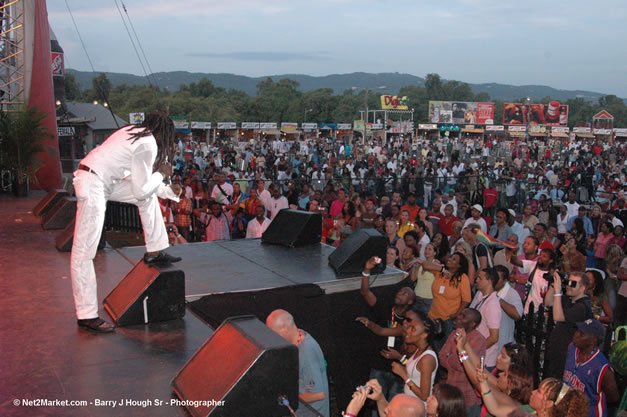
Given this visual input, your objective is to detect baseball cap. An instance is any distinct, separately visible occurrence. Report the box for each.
[576,319,605,340]
[471,204,483,214]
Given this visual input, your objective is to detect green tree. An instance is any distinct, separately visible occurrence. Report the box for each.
[64,72,81,100]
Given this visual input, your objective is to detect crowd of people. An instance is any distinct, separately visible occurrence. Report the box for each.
[155,132,627,417]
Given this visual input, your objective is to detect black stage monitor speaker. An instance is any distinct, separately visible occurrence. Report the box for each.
[171,316,299,417]
[41,196,76,230]
[103,260,185,326]
[33,188,69,216]
[328,228,387,276]
[55,219,106,252]
[262,209,321,247]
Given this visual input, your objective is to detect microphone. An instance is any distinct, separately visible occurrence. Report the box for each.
[278,395,296,417]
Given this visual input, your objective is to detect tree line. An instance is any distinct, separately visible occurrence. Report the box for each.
[64,72,627,128]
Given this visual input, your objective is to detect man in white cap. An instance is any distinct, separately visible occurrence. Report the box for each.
[463,204,487,233]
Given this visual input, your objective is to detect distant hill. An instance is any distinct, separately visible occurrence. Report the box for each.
[67,69,615,102]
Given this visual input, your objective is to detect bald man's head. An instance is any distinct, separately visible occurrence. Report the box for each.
[386,394,425,417]
[266,309,298,344]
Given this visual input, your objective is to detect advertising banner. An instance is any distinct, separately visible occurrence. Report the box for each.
[485,125,505,131]
[354,120,365,131]
[241,122,260,129]
[281,122,298,133]
[259,122,277,129]
[572,127,591,133]
[173,120,189,130]
[129,112,145,124]
[503,102,569,126]
[301,123,318,130]
[51,52,64,76]
[419,124,438,130]
[381,95,409,110]
[428,101,494,124]
[337,123,352,130]
[217,122,237,129]
[57,126,75,136]
[508,126,527,132]
[191,122,211,129]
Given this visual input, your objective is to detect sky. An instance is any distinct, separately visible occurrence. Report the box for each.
[48,0,627,97]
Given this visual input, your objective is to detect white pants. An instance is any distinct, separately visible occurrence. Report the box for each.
[70,171,168,319]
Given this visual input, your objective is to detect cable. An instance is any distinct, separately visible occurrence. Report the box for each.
[113,0,153,87]
[121,1,155,79]
[64,0,96,72]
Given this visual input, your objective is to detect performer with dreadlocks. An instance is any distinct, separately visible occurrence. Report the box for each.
[71,112,182,332]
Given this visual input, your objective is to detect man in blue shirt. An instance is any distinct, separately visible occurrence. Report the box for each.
[566,206,594,236]
[266,309,329,417]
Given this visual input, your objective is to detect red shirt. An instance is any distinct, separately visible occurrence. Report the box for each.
[439,215,460,237]
[483,188,498,208]
[401,204,420,222]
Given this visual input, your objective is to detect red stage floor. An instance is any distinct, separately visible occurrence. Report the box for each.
[0,191,212,417]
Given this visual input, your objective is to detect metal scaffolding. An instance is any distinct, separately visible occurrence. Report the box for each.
[0,0,25,111]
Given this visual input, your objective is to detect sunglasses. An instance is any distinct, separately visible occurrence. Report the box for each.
[566,279,579,288]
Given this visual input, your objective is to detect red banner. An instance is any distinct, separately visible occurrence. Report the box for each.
[503,102,569,126]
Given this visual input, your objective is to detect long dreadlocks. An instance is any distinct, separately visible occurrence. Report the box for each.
[126,111,176,169]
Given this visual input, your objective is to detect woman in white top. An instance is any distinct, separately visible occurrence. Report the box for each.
[556,204,569,236]
[391,310,440,405]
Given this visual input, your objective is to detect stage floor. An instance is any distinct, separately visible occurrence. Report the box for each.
[0,191,405,417]
[119,239,406,300]
[0,192,209,417]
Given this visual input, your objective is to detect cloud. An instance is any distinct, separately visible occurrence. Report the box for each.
[186,51,331,62]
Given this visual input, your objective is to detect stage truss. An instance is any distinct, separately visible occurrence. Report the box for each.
[0,0,25,111]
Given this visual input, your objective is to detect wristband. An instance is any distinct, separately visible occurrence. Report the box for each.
[400,355,407,365]
[459,352,469,362]
[405,377,412,385]
[342,412,357,417]
[553,293,562,297]
[362,271,370,277]
[482,390,492,396]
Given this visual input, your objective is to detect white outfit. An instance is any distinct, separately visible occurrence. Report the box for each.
[404,349,438,405]
[418,233,431,261]
[246,217,271,238]
[268,196,289,220]
[71,125,178,320]
[496,283,523,352]
[211,182,233,205]
[463,217,488,233]
[519,259,548,314]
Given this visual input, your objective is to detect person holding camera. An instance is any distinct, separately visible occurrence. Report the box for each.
[543,271,592,379]
[166,224,187,245]
[202,201,232,242]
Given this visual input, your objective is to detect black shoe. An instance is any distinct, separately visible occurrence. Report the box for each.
[77,317,115,333]
[143,251,182,266]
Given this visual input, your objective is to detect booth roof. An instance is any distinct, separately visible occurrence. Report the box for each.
[462,128,484,134]
[529,132,547,137]
[576,133,595,138]
[551,132,569,138]
[508,131,526,137]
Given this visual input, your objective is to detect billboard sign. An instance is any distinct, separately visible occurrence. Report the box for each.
[381,95,409,110]
[428,101,494,124]
[503,102,569,126]
[51,52,64,76]
[191,122,211,129]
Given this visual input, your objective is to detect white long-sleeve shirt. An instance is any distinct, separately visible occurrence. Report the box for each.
[81,125,172,201]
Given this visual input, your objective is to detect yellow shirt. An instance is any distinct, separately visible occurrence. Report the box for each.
[414,266,435,299]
